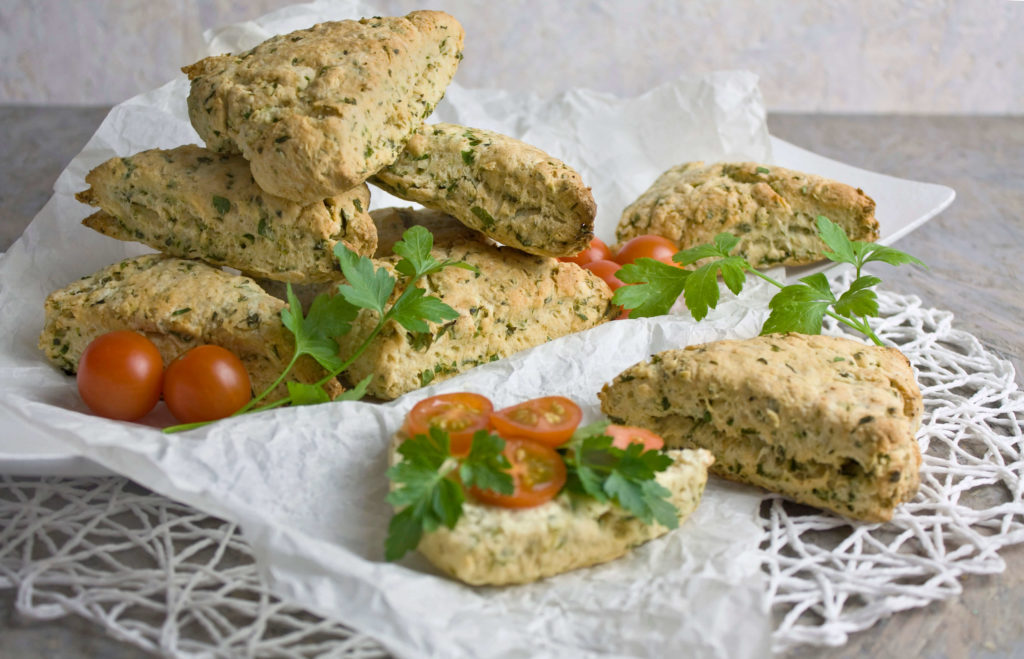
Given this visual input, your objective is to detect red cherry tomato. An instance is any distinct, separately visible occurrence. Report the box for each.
[559,237,613,267]
[470,437,567,508]
[490,396,582,447]
[405,392,494,455]
[163,345,252,424]
[583,259,625,291]
[606,424,665,451]
[77,331,164,421]
[613,235,680,267]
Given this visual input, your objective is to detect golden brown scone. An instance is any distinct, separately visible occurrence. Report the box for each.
[370,123,596,257]
[617,162,879,268]
[599,333,922,522]
[183,12,464,203]
[390,437,713,585]
[76,146,376,283]
[336,208,616,400]
[39,254,342,400]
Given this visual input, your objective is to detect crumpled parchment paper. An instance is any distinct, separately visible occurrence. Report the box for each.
[0,1,778,656]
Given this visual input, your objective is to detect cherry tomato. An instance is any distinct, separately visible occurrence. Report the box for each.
[405,392,494,455]
[470,438,567,508]
[490,396,582,447]
[77,331,164,421]
[559,237,613,267]
[613,235,680,267]
[163,345,252,424]
[606,424,665,451]
[583,259,625,291]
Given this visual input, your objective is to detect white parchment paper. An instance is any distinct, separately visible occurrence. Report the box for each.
[0,1,778,656]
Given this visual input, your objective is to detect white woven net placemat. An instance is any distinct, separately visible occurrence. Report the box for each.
[2,280,1022,657]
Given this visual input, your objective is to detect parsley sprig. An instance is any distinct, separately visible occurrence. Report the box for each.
[385,420,682,561]
[164,225,474,433]
[561,421,679,529]
[614,216,925,346]
[385,428,513,561]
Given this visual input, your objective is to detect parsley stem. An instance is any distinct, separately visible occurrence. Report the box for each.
[744,268,884,347]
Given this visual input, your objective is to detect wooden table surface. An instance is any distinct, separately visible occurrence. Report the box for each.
[1,107,1022,658]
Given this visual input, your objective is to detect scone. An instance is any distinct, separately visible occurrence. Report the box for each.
[617,162,879,268]
[336,208,616,399]
[76,146,376,284]
[39,254,342,400]
[370,123,596,257]
[392,441,714,586]
[183,11,464,203]
[599,333,922,522]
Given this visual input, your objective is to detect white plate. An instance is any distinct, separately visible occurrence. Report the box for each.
[0,135,954,477]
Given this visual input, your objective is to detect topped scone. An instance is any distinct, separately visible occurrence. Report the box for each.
[617,162,879,268]
[183,11,464,203]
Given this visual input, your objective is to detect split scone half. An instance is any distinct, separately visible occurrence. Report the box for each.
[599,333,923,522]
[76,145,376,284]
[183,11,464,203]
[616,162,879,268]
[335,208,616,399]
[390,440,714,586]
[39,254,342,400]
[370,123,596,257]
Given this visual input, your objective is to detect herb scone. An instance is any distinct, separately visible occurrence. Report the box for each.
[183,11,464,203]
[370,123,596,257]
[39,254,342,400]
[598,333,923,522]
[76,146,376,283]
[336,208,616,399]
[617,162,879,268]
[392,443,714,585]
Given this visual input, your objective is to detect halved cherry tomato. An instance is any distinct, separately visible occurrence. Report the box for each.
[606,424,665,451]
[490,396,582,447]
[77,331,164,421]
[470,437,567,508]
[405,392,494,455]
[559,237,613,267]
[613,235,680,267]
[163,345,252,424]
[583,259,625,291]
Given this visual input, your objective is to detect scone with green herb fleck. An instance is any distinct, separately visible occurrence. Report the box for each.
[336,208,616,399]
[599,333,922,522]
[183,11,464,203]
[370,123,596,257]
[77,146,376,283]
[616,162,878,268]
[394,442,713,586]
[39,254,342,400]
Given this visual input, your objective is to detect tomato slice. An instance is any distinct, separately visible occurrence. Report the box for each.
[559,237,613,267]
[470,438,567,508]
[405,392,494,455]
[605,424,665,451]
[490,396,582,447]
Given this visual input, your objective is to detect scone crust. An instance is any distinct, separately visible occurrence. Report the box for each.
[371,123,596,257]
[599,333,922,522]
[76,146,375,283]
[616,162,878,267]
[336,209,616,400]
[391,444,713,586]
[183,11,464,203]
[39,254,342,399]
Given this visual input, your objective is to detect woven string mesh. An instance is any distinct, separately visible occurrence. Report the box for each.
[2,279,1022,656]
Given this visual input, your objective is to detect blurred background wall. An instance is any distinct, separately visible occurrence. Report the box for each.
[1,0,1022,113]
